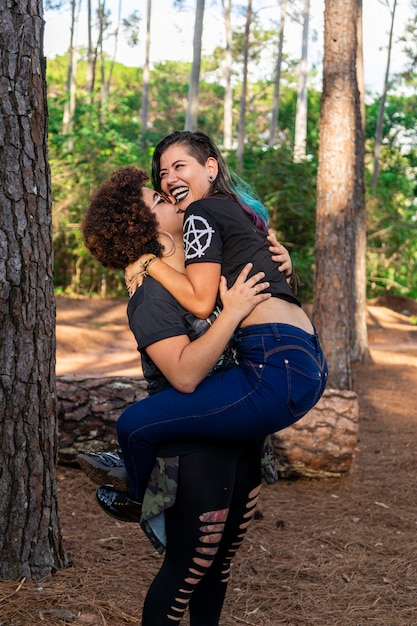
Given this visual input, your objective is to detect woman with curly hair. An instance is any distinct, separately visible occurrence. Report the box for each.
[82,165,291,625]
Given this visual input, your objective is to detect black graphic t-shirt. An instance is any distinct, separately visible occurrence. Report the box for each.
[127,277,237,396]
[183,194,301,306]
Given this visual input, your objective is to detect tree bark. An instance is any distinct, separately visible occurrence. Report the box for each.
[313,0,362,390]
[0,0,68,579]
[272,389,358,478]
[184,0,205,131]
[56,377,148,463]
[356,0,365,135]
[351,0,371,364]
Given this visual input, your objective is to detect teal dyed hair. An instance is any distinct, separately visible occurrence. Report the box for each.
[229,170,269,229]
[152,131,269,232]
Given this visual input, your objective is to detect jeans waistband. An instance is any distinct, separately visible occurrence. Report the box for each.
[236,323,318,341]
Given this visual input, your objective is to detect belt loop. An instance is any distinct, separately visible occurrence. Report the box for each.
[272,325,281,341]
[313,327,321,351]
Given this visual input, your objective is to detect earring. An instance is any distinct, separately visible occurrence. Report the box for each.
[208,175,213,182]
[159,231,176,257]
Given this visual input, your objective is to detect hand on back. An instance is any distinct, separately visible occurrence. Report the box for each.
[219,263,271,323]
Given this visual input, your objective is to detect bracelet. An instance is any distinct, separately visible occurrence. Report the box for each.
[141,254,158,276]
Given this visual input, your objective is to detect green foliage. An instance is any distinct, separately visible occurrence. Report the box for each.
[45,53,68,88]
[366,164,417,299]
[240,145,318,301]
[47,64,147,294]
[365,92,417,144]
[365,92,417,299]
[145,61,190,137]
[122,10,140,47]
[46,51,417,304]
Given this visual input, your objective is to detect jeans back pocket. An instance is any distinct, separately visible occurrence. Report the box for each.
[285,351,327,420]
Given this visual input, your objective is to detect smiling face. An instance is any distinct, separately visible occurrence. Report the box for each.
[141,187,185,237]
[158,144,218,211]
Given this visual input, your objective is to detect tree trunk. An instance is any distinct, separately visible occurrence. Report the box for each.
[57,378,148,463]
[86,0,96,99]
[97,0,108,125]
[313,0,361,390]
[63,0,78,151]
[351,0,371,363]
[184,0,205,131]
[141,0,152,146]
[236,0,252,171]
[356,0,365,135]
[222,0,233,150]
[56,379,358,479]
[104,0,122,100]
[0,0,68,579]
[268,0,287,147]
[293,0,310,162]
[272,389,358,478]
[371,0,397,191]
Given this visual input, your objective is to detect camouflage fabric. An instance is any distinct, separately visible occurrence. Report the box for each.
[259,435,278,484]
[140,437,278,554]
[140,455,179,554]
[142,455,179,521]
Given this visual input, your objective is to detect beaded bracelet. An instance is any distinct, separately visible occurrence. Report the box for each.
[141,255,158,276]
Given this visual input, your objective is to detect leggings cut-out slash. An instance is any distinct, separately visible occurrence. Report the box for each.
[141,441,262,626]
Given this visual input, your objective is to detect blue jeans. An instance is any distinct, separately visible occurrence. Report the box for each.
[117,323,328,500]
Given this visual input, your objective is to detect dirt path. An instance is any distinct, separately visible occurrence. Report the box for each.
[55,295,417,376]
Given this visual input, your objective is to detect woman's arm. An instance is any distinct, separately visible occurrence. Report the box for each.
[125,235,293,319]
[145,264,270,393]
[126,255,220,319]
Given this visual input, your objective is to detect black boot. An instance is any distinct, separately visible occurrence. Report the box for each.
[96,485,142,523]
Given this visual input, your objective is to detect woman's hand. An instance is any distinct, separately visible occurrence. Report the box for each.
[267,231,293,279]
[125,256,148,297]
[219,263,271,323]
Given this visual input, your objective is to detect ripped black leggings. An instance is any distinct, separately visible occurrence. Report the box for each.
[141,441,262,626]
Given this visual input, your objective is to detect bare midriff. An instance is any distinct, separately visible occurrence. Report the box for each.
[240,297,314,335]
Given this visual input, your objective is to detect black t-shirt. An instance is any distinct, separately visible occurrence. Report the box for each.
[183,195,301,307]
[127,277,237,396]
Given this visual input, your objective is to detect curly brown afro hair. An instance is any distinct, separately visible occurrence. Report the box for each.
[82,166,163,269]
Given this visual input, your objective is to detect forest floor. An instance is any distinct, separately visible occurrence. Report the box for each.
[1,294,417,626]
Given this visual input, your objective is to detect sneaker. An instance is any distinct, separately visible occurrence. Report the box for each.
[96,485,142,523]
[77,451,128,490]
